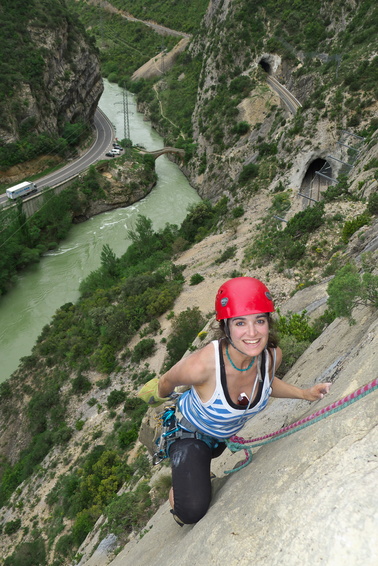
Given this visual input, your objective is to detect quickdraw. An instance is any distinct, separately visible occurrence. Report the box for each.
[153,406,180,465]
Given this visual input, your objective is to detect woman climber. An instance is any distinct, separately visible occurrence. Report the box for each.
[138,277,331,526]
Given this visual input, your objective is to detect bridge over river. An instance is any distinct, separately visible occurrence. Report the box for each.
[137,146,185,160]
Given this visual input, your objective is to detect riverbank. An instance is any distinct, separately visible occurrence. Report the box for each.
[0,81,201,383]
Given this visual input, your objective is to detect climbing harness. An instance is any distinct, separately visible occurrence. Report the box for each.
[224,377,378,474]
[152,406,221,465]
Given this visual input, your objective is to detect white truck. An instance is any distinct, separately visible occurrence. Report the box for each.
[6,181,38,200]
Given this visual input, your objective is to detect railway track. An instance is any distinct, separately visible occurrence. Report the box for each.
[266,76,302,114]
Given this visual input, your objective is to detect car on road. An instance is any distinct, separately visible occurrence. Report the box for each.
[106,149,121,157]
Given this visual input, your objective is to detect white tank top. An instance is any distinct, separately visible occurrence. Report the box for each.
[178,340,275,440]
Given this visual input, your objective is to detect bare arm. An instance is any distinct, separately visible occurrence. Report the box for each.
[271,377,331,401]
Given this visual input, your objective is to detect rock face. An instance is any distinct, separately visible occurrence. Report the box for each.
[104,300,378,566]
[74,173,157,221]
[0,13,103,143]
[74,160,157,221]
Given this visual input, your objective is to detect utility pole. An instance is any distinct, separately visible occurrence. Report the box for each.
[116,85,132,155]
[122,83,130,143]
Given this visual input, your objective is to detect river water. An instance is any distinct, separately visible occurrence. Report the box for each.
[0,80,200,383]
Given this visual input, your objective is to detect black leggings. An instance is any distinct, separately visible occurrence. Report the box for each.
[169,437,226,524]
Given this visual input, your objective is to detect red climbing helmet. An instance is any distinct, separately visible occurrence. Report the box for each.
[215,277,274,320]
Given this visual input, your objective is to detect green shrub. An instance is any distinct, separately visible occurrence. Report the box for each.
[118,423,139,449]
[0,381,12,401]
[277,310,319,343]
[341,214,371,243]
[131,338,156,363]
[367,192,378,215]
[4,538,46,566]
[55,534,75,559]
[164,307,206,370]
[275,310,322,376]
[4,518,21,535]
[190,273,204,285]
[233,121,250,135]
[180,201,214,242]
[232,205,245,218]
[72,509,98,546]
[244,202,326,269]
[271,192,291,214]
[229,75,253,95]
[140,319,161,337]
[322,254,343,277]
[285,202,325,239]
[239,163,259,185]
[258,142,278,157]
[153,474,172,503]
[75,420,85,431]
[215,245,237,264]
[107,389,127,409]
[72,373,92,394]
[276,335,311,377]
[130,368,156,386]
[91,344,117,374]
[327,263,378,323]
[197,331,208,341]
[104,481,154,536]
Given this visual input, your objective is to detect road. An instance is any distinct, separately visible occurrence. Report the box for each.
[120,13,190,38]
[0,108,114,205]
[89,0,190,39]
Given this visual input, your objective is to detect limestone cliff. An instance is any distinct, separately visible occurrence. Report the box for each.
[137,0,377,206]
[101,298,378,566]
[73,158,158,221]
[0,0,103,144]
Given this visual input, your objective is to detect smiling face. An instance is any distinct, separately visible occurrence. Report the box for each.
[228,313,269,357]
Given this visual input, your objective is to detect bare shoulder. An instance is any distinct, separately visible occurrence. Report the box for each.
[162,341,216,388]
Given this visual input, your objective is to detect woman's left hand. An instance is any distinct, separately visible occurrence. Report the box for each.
[305,382,331,401]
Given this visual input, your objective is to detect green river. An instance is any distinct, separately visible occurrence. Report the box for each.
[0,80,200,383]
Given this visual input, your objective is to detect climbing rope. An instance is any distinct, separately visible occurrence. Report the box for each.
[225,377,378,474]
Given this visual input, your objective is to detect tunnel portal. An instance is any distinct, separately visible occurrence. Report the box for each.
[300,158,333,205]
[259,58,271,74]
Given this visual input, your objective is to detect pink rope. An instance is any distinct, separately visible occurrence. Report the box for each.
[229,377,378,446]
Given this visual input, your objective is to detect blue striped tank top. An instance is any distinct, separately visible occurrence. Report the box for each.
[178,340,275,440]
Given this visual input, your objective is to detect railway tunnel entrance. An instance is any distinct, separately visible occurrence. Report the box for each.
[300,158,333,206]
[259,58,272,74]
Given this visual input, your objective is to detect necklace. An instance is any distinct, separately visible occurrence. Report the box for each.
[226,345,255,372]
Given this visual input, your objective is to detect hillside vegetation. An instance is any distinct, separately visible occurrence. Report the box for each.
[0,0,102,174]
[0,1,377,565]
